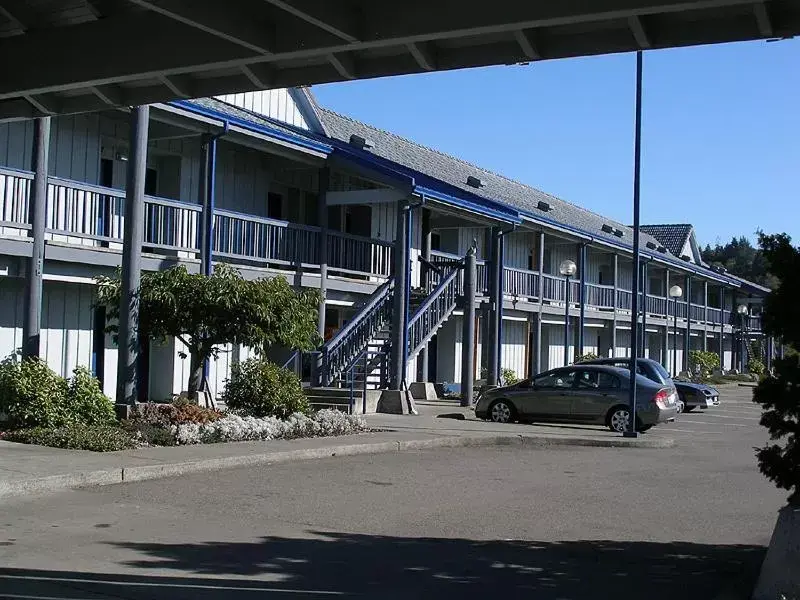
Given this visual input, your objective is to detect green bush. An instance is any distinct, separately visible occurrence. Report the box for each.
[575,352,599,363]
[123,422,177,447]
[0,356,69,428]
[688,350,720,380]
[221,358,309,419]
[66,366,116,426]
[748,358,766,376]
[500,368,519,385]
[4,424,137,452]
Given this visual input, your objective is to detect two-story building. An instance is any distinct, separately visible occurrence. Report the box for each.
[0,86,772,409]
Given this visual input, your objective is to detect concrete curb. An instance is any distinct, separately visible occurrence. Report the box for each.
[0,432,673,500]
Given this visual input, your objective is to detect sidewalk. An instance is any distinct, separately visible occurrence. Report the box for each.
[0,401,673,500]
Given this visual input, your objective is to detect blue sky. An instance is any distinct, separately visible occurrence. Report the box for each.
[314,38,799,249]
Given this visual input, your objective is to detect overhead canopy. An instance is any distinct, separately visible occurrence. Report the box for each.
[0,0,798,121]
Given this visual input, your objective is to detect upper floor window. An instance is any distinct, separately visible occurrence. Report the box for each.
[267,192,283,220]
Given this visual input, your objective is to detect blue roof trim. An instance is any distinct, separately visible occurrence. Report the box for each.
[330,144,521,225]
[169,99,334,155]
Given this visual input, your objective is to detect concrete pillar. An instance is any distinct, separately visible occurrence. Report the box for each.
[486,227,502,386]
[317,167,330,340]
[418,208,432,382]
[116,105,150,407]
[389,200,409,389]
[535,231,545,373]
[22,117,51,360]
[684,275,691,372]
[460,248,477,407]
[577,243,586,359]
[641,261,648,356]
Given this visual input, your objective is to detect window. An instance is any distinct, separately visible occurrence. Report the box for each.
[534,370,576,389]
[576,370,600,389]
[597,372,621,389]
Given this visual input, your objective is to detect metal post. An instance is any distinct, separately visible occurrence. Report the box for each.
[612,254,618,357]
[563,274,571,366]
[673,297,678,377]
[461,248,477,407]
[536,231,545,373]
[684,275,691,372]
[198,136,211,275]
[740,312,747,373]
[625,50,644,438]
[419,208,432,382]
[766,336,773,372]
[487,227,502,386]
[390,200,409,389]
[317,167,329,341]
[22,117,51,359]
[116,105,150,407]
[662,270,670,369]
[719,327,724,371]
[578,243,586,360]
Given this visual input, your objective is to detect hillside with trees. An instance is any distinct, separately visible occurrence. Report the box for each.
[702,236,777,289]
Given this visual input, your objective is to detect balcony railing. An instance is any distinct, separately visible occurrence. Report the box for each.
[586,283,615,309]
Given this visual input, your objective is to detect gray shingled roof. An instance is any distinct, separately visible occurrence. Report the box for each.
[640,224,694,257]
[318,107,670,255]
[189,97,316,141]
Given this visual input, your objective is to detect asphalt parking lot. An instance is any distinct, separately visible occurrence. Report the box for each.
[0,384,784,600]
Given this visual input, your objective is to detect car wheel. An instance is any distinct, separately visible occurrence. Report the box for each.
[489,399,516,424]
[675,399,685,414]
[607,406,631,433]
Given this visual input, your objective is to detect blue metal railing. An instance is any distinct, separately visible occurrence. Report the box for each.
[345,345,388,413]
[408,267,460,359]
[321,279,394,386]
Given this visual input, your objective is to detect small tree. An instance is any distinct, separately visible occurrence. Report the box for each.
[753,233,800,504]
[97,265,321,401]
[688,350,720,380]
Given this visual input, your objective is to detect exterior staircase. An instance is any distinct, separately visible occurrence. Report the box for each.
[305,257,464,413]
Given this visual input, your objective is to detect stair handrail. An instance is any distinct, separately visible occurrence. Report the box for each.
[321,279,394,386]
[407,266,460,359]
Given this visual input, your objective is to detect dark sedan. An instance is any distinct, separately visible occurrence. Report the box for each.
[474,365,678,432]
[581,357,719,413]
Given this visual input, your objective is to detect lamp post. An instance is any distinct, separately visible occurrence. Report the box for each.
[669,285,683,377]
[737,304,749,373]
[560,259,578,366]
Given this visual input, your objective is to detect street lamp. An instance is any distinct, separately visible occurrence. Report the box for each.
[669,284,683,377]
[737,304,749,372]
[560,259,578,366]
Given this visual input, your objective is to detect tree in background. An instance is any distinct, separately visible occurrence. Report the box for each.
[97,265,321,401]
[752,233,800,504]
[701,235,777,288]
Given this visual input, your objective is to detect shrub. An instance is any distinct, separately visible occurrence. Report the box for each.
[748,358,766,376]
[500,368,519,385]
[124,422,177,447]
[65,366,116,426]
[575,352,599,363]
[173,409,368,445]
[0,356,69,428]
[221,358,309,419]
[688,350,720,380]
[4,424,137,452]
[130,402,222,428]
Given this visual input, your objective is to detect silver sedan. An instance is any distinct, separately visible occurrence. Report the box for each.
[474,365,678,433]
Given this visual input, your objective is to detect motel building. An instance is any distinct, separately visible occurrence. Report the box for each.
[0,87,771,411]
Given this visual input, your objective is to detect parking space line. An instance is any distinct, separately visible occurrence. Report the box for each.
[676,419,748,426]
[659,427,725,434]
[696,414,761,421]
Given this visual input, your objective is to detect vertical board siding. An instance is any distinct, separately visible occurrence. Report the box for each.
[0,120,34,170]
[548,244,579,277]
[437,317,458,383]
[215,90,309,129]
[499,319,526,380]
[0,277,24,360]
[504,232,534,270]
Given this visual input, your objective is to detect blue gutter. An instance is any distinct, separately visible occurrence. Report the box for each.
[169,99,333,155]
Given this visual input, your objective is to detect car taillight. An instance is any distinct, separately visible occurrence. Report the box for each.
[652,389,670,409]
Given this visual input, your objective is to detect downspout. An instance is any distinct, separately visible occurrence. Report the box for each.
[201,121,230,277]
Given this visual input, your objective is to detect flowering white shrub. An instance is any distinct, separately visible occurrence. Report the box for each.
[172,409,368,445]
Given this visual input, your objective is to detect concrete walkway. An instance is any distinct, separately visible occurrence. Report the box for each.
[0,401,672,500]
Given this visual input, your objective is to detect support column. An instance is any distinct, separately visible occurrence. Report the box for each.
[719,327,725,371]
[612,254,618,357]
[418,208,432,382]
[116,105,150,407]
[577,243,586,359]
[662,270,670,369]
[389,200,410,389]
[22,117,51,360]
[486,227,502,386]
[198,136,216,276]
[535,231,545,373]
[317,167,330,341]
[766,337,773,372]
[641,260,648,356]
[683,275,692,372]
[461,248,477,407]
[527,312,538,378]
[703,281,709,352]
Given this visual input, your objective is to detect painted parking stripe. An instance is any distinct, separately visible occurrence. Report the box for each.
[697,414,761,421]
[659,428,725,434]
[676,419,748,427]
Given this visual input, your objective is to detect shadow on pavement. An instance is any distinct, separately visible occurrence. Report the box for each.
[0,535,765,599]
